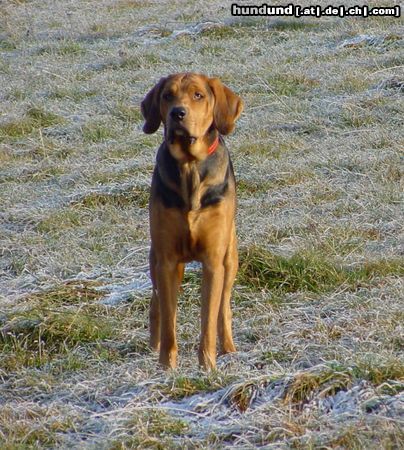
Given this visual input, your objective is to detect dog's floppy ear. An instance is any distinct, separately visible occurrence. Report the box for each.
[208,77,243,135]
[141,77,167,134]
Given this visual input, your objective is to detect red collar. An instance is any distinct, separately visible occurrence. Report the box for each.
[207,136,219,156]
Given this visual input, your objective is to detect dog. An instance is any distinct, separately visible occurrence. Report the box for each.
[141,73,243,369]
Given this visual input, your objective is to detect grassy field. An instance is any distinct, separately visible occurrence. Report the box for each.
[1,0,403,448]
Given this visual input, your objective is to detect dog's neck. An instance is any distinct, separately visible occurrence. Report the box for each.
[157,129,227,211]
[179,161,201,211]
[165,127,220,210]
[165,127,219,163]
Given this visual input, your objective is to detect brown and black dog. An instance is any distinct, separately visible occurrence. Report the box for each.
[141,73,243,369]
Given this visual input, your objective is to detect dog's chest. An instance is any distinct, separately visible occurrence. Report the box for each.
[177,209,210,260]
[179,162,203,211]
[154,153,230,212]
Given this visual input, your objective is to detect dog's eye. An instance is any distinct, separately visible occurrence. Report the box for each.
[163,92,174,101]
[193,92,203,100]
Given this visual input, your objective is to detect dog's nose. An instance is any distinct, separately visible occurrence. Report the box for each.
[170,107,186,121]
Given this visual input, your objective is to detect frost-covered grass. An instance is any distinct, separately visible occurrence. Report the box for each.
[1,0,403,448]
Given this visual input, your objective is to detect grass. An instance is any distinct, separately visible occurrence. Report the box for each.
[340,107,377,128]
[157,373,235,400]
[36,209,87,233]
[0,107,64,140]
[319,423,404,450]
[110,410,188,449]
[332,75,372,93]
[238,245,403,293]
[37,41,85,56]
[0,309,116,370]
[236,136,307,157]
[228,358,403,414]
[266,73,320,96]
[1,302,116,371]
[0,39,17,51]
[0,282,125,372]
[352,356,404,385]
[71,186,149,208]
[81,122,118,142]
[267,19,319,31]
[27,281,104,306]
[48,87,98,101]
[284,367,352,404]
[237,169,311,197]
[1,0,403,448]
[113,103,143,123]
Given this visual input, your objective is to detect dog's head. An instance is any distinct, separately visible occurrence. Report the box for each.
[141,73,243,160]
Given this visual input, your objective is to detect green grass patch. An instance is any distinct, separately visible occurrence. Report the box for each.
[332,75,372,94]
[238,245,403,293]
[49,87,98,101]
[113,103,143,123]
[111,410,187,449]
[237,179,273,197]
[373,55,403,70]
[308,187,341,205]
[0,117,38,138]
[0,309,116,370]
[158,373,235,400]
[90,23,107,33]
[37,41,85,56]
[71,186,149,208]
[0,281,117,370]
[200,44,224,56]
[340,108,377,128]
[284,359,403,406]
[4,89,27,101]
[237,170,311,197]
[261,349,292,363]
[0,38,17,51]
[0,107,64,140]
[92,53,165,72]
[201,25,243,39]
[0,419,61,448]
[107,143,146,158]
[0,405,79,448]
[81,122,118,142]
[266,73,319,96]
[138,134,162,149]
[29,141,73,160]
[267,19,319,31]
[236,137,306,157]
[36,208,87,233]
[352,356,404,385]
[129,410,188,436]
[0,59,10,74]
[0,312,117,373]
[108,0,152,10]
[320,421,404,450]
[284,368,352,404]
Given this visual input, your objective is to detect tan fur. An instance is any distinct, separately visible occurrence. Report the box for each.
[141,73,243,369]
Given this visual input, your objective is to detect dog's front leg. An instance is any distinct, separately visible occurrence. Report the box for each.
[199,258,225,369]
[156,259,180,369]
[218,227,237,355]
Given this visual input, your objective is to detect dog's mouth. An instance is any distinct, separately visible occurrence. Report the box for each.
[168,127,197,145]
